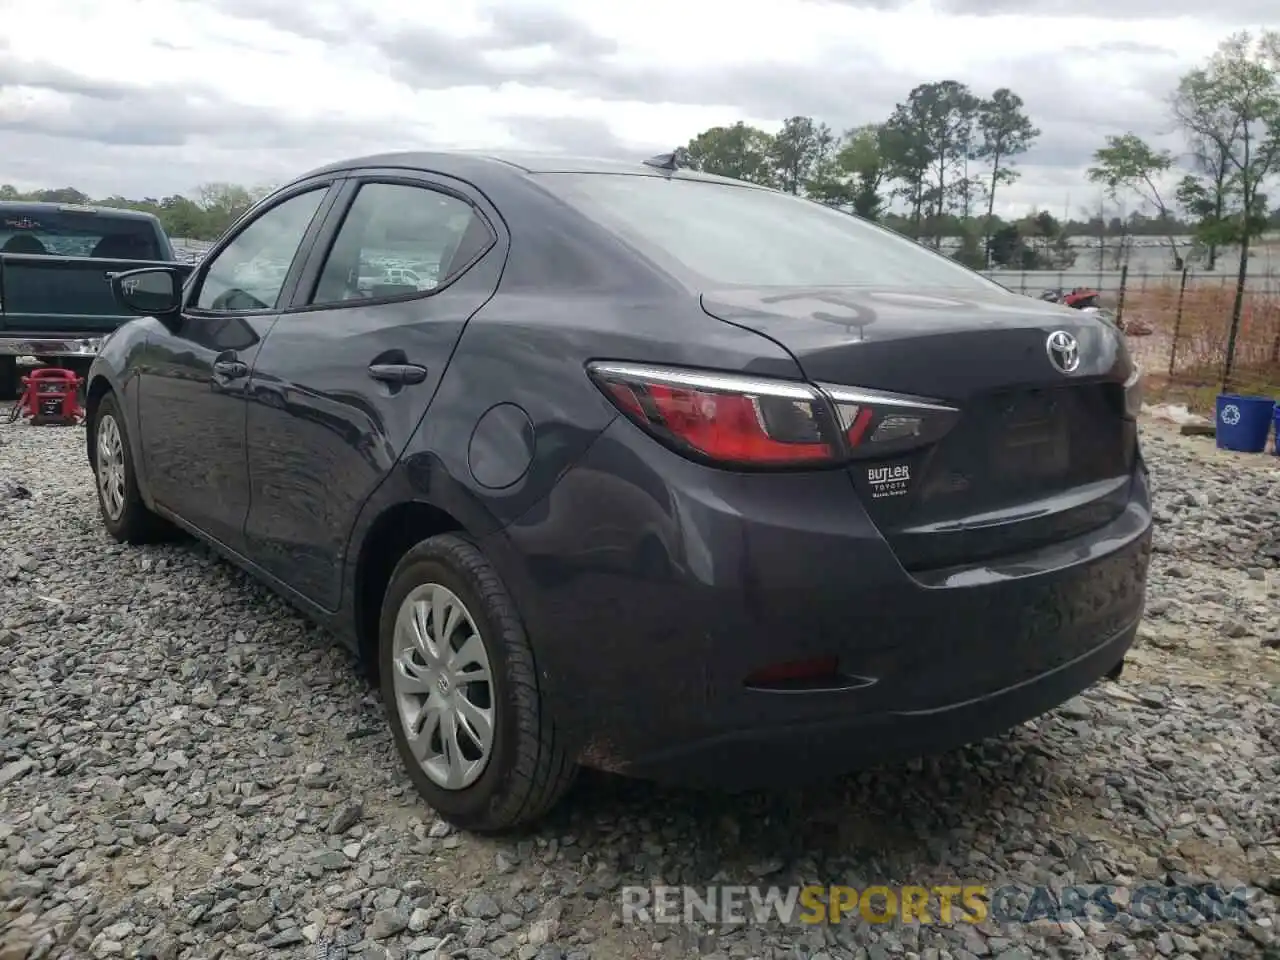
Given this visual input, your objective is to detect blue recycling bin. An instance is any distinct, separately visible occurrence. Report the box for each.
[1215,394,1275,453]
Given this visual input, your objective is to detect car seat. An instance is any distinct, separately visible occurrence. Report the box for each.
[1,234,48,255]
[90,234,152,259]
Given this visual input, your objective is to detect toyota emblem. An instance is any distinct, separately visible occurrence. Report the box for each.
[1046,330,1080,374]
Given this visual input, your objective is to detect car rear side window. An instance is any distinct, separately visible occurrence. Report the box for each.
[537,173,1000,291]
[0,211,161,260]
[307,183,491,306]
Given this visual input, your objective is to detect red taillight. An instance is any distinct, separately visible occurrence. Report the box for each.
[587,362,960,468]
[589,363,839,466]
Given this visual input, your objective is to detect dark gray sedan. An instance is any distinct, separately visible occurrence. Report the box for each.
[86,152,1151,832]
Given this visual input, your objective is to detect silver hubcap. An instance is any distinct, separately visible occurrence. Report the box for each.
[392,584,495,790]
[96,414,126,521]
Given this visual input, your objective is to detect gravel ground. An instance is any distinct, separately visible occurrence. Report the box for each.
[2,415,1278,960]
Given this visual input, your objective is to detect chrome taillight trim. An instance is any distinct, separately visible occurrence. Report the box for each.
[819,383,959,413]
[587,362,821,401]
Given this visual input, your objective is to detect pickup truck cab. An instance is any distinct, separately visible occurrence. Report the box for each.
[0,201,186,399]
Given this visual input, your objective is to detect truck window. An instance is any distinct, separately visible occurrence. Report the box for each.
[0,210,162,260]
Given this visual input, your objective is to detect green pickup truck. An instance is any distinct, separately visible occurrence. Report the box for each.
[0,201,191,399]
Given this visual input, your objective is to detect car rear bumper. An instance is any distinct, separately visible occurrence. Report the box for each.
[620,618,1138,787]
[0,335,102,357]
[488,418,1153,788]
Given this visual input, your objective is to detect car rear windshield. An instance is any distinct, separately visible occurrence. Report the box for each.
[0,210,162,260]
[537,173,1000,291]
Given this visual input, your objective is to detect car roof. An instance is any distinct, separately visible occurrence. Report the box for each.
[291,150,768,190]
[0,200,161,223]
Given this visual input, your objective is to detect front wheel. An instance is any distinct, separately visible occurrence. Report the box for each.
[379,534,576,833]
[91,393,173,543]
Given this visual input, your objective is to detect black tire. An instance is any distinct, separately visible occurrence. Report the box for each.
[90,392,174,544]
[0,357,17,403]
[378,533,576,833]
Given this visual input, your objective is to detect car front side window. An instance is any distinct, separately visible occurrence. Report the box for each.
[194,188,328,312]
[308,182,490,306]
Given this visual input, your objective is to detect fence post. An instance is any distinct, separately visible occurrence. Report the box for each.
[1115,264,1129,329]
[1168,266,1189,377]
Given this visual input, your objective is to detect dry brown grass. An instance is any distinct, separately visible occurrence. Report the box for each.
[1118,280,1280,414]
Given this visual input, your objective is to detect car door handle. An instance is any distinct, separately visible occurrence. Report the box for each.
[368,363,427,385]
[213,359,249,378]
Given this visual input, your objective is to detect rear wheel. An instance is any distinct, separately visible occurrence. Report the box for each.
[91,392,173,543]
[378,534,576,833]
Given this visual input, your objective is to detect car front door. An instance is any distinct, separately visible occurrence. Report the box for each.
[242,172,506,610]
[138,181,340,548]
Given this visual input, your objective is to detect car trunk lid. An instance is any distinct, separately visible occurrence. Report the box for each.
[700,285,1138,571]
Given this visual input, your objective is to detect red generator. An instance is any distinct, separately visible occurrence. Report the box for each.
[13,367,85,426]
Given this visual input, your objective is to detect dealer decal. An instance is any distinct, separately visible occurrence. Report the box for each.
[866,464,911,499]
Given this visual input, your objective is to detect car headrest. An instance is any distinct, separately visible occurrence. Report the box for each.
[90,234,148,259]
[1,233,48,254]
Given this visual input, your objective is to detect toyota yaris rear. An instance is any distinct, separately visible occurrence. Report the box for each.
[497,169,1151,791]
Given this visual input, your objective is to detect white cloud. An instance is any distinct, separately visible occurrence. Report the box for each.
[0,0,1272,215]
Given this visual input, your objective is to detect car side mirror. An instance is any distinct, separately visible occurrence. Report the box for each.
[110,266,182,317]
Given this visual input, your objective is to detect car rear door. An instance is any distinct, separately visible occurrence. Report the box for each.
[241,169,507,610]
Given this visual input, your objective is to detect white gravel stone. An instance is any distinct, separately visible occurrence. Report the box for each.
[1,416,1277,960]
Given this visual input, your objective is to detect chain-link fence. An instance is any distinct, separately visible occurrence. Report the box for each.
[983,268,1280,412]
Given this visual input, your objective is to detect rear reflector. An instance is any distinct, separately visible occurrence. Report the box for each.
[587,361,961,468]
[744,656,840,688]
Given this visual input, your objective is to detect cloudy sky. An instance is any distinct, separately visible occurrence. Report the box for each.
[0,0,1273,216]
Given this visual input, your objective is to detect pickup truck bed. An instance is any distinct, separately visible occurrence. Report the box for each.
[1,251,179,336]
